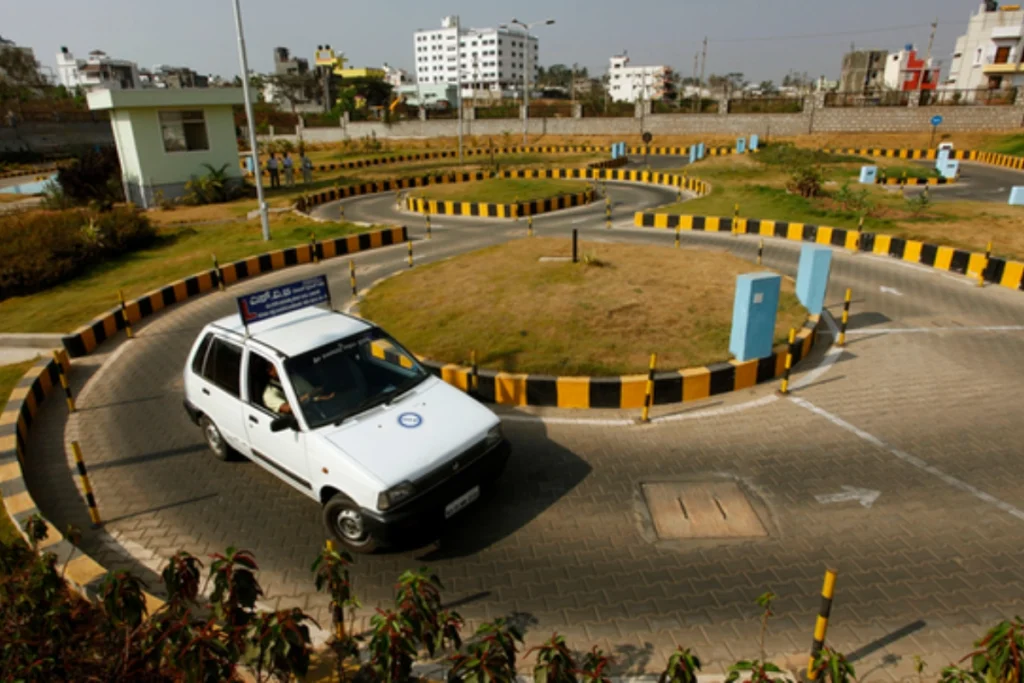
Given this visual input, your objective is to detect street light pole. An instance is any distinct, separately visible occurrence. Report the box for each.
[232,0,270,241]
[502,18,554,147]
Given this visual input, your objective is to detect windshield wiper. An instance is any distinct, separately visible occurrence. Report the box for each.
[330,374,428,426]
[385,373,427,405]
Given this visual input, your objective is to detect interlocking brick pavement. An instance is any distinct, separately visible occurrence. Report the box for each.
[17,199,1024,680]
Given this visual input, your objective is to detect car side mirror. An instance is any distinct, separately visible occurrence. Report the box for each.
[270,414,298,432]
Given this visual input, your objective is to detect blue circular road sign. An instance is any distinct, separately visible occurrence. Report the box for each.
[931,115,943,126]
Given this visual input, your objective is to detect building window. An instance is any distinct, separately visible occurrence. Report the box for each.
[974,47,983,66]
[159,110,208,153]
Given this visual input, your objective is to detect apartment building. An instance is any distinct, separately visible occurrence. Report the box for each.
[607,55,672,102]
[947,1,1024,91]
[883,45,941,91]
[56,47,141,90]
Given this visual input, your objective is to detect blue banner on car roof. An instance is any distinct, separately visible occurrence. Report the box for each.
[237,275,331,325]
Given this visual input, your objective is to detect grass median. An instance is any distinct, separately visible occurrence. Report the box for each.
[0,213,378,334]
[414,178,589,204]
[361,237,806,376]
[0,358,37,546]
[657,153,1024,260]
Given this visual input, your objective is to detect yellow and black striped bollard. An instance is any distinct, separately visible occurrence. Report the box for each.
[979,240,992,288]
[513,196,519,221]
[349,260,357,296]
[527,215,534,237]
[640,353,657,423]
[118,290,133,339]
[757,238,764,266]
[675,226,681,249]
[733,203,740,237]
[71,440,102,528]
[407,240,413,268]
[339,204,345,221]
[426,214,432,239]
[310,232,319,263]
[52,350,75,413]
[213,254,225,291]
[779,328,796,395]
[470,350,479,398]
[806,568,838,680]
[838,288,851,347]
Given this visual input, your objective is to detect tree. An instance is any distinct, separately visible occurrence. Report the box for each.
[0,44,47,106]
[268,72,318,113]
[759,80,777,95]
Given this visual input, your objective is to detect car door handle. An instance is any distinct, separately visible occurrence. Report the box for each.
[248,415,259,424]
[201,388,210,396]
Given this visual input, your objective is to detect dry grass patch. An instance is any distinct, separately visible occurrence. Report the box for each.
[361,238,805,375]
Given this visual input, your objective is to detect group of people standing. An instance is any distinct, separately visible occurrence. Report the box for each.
[266,151,313,189]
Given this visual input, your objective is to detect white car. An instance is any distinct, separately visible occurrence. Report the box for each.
[182,306,510,552]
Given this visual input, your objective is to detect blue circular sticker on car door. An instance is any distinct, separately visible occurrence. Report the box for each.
[397,412,423,428]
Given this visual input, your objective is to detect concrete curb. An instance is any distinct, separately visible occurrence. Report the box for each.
[404,188,597,219]
[0,333,66,349]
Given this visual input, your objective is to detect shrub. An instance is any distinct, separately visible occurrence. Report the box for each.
[0,206,156,300]
[788,164,825,198]
[48,146,123,209]
[184,163,243,205]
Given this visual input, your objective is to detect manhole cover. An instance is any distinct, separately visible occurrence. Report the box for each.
[642,481,767,539]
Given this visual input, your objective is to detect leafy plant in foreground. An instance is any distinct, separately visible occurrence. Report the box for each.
[448,617,524,683]
[659,647,702,683]
[313,543,361,681]
[809,646,855,683]
[529,633,578,683]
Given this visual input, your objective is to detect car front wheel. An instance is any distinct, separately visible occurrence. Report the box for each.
[322,493,379,553]
[200,416,237,461]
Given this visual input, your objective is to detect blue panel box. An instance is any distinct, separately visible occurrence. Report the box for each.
[859,166,878,184]
[796,245,833,315]
[729,273,782,362]
[697,142,706,159]
[1010,187,1024,206]
[736,137,746,154]
[689,145,698,163]
[938,160,959,179]
[749,134,759,150]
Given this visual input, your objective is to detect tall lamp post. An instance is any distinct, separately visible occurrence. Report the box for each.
[232,0,270,241]
[500,18,554,146]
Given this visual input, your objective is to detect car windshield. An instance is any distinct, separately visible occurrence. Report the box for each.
[283,328,429,429]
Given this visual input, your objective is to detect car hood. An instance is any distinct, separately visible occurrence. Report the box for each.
[315,376,499,488]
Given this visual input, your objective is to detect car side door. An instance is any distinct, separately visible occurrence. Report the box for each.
[241,349,311,496]
[193,335,248,456]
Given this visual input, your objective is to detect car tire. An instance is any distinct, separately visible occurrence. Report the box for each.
[199,416,237,462]
[322,493,379,554]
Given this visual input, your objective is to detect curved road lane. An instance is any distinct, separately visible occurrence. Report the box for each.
[27,160,1024,679]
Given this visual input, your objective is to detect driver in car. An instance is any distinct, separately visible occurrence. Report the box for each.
[264,364,334,415]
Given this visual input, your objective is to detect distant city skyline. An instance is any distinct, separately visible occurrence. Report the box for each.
[1,0,990,85]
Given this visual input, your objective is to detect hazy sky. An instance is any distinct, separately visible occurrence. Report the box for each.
[2,0,988,83]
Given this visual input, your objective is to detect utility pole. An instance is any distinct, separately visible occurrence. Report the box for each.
[692,50,699,112]
[232,0,270,241]
[925,16,938,64]
[699,36,707,108]
[455,15,463,162]
[571,62,577,103]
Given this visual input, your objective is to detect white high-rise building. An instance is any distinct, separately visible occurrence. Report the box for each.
[607,55,672,103]
[413,16,539,96]
[946,2,1024,92]
[56,47,141,90]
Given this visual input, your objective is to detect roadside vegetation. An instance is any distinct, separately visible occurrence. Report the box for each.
[361,238,806,375]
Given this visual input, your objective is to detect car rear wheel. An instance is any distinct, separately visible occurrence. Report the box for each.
[323,493,379,553]
[200,416,237,461]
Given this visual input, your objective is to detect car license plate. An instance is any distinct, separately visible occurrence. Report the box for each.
[444,486,480,519]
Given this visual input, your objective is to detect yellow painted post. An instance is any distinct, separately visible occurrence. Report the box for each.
[640,353,657,423]
[527,215,534,237]
[426,214,432,239]
[349,260,357,296]
[675,226,681,249]
[838,288,851,347]
[118,290,133,339]
[395,190,401,207]
[70,441,102,528]
[758,238,764,265]
[779,328,796,395]
[733,203,740,237]
[212,254,224,291]
[53,350,75,413]
[806,568,839,680]
[339,204,345,221]
[310,231,319,263]
[407,240,413,268]
[513,196,519,221]
[470,350,479,397]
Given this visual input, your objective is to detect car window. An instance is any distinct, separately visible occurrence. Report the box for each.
[191,333,214,375]
[202,338,242,397]
[246,351,281,413]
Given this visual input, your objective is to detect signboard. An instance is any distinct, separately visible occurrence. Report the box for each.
[931,115,943,126]
[237,275,331,326]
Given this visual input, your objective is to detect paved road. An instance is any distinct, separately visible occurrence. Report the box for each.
[25,159,1024,680]
[905,160,1024,203]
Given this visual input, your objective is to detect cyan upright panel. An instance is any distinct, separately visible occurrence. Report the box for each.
[859,166,878,184]
[1009,187,1024,206]
[697,142,706,159]
[749,134,759,150]
[689,145,698,163]
[796,245,833,315]
[938,160,959,179]
[729,273,782,362]
[936,147,951,169]
[736,137,746,154]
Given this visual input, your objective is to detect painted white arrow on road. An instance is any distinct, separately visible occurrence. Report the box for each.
[815,486,881,508]
[879,286,903,296]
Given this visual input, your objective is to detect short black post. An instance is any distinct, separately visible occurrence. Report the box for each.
[572,228,578,263]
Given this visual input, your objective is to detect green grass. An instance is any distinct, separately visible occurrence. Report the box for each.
[880,165,940,180]
[0,214,379,334]
[982,134,1024,156]
[415,178,589,204]
[1,359,37,546]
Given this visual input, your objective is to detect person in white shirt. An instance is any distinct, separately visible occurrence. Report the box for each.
[282,152,295,187]
[263,364,333,414]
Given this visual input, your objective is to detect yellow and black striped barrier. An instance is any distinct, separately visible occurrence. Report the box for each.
[641,353,657,423]
[806,568,839,680]
[779,328,796,395]
[51,350,76,413]
[349,260,357,296]
[838,288,851,347]
[405,188,596,219]
[70,441,101,528]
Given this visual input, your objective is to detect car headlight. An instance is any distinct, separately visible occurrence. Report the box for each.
[485,424,503,449]
[377,481,415,511]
